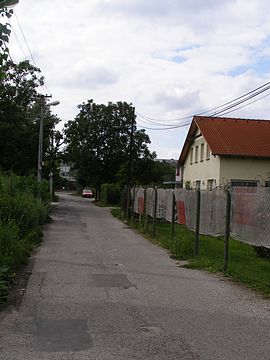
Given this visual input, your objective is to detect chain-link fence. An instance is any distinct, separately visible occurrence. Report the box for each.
[130,186,270,249]
[231,186,270,248]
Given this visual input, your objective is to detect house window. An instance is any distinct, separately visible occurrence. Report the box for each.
[207,179,214,190]
[195,146,198,163]
[200,143,204,161]
[185,181,191,190]
[231,180,258,187]
[206,144,210,160]
[265,181,270,187]
[195,180,201,190]
[190,148,193,164]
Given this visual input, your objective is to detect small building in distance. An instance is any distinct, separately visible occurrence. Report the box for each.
[59,162,76,183]
[176,116,270,190]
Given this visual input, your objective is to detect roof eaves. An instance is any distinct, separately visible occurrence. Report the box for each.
[216,153,270,159]
[178,118,198,166]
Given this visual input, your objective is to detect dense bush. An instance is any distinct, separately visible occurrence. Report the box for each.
[0,193,47,239]
[0,174,50,203]
[0,174,50,306]
[253,246,270,259]
[100,183,121,205]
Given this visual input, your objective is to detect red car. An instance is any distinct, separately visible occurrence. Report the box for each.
[82,189,93,198]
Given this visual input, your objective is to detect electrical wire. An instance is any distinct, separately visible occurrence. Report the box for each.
[136,111,193,125]
[136,112,191,127]
[136,120,191,131]
[138,80,270,125]
[14,12,37,66]
[136,81,270,130]
[13,11,51,96]
[136,113,193,130]
[211,91,270,117]
[8,20,28,60]
[209,84,270,117]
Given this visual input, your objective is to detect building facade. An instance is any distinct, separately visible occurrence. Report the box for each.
[177,116,270,190]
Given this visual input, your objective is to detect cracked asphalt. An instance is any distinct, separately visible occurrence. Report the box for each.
[0,192,269,359]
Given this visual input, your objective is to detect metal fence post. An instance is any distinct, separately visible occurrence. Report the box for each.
[152,188,158,238]
[224,190,231,272]
[171,190,175,239]
[126,186,130,220]
[131,187,135,225]
[195,189,201,256]
[143,188,147,230]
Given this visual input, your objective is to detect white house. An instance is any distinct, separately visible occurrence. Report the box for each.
[176,116,270,190]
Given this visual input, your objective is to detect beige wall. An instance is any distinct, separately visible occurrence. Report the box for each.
[220,157,270,186]
[182,134,220,189]
[180,129,270,189]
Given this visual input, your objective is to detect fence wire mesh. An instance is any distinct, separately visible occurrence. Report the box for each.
[231,186,270,248]
[156,189,174,222]
[174,189,197,231]
[131,186,270,249]
[145,188,155,217]
[200,189,227,236]
[133,187,145,215]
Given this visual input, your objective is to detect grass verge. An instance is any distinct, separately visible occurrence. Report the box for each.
[111,208,270,297]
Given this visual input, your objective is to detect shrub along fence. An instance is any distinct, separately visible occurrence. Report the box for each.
[124,186,270,270]
[100,183,121,206]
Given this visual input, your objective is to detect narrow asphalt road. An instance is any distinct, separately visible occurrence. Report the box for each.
[0,193,270,359]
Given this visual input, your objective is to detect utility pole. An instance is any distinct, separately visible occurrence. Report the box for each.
[126,106,136,218]
[49,130,54,200]
[127,106,135,187]
[37,96,60,182]
[37,96,46,182]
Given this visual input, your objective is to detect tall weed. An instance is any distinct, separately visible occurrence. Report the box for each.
[0,173,50,307]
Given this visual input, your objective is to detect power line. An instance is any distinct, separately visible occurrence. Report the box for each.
[138,80,270,125]
[209,84,270,117]
[8,19,28,60]
[137,111,193,124]
[136,112,191,127]
[13,11,51,95]
[136,81,270,131]
[136,120,191,131]
[198,81,270,117]
[211,91,270,117]
[14,12,37,66]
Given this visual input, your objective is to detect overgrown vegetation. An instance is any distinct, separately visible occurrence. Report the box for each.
[111,209,270,297]
[0,174,50,307]
[100,183,121,205]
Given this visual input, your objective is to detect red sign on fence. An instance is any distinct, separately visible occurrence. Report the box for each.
[176,201,186,225]
[138,197,144,215]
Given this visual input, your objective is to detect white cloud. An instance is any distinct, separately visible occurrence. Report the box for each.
[8,0,270,159]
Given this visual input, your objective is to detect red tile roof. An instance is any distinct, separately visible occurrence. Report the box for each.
[178,116,270,165]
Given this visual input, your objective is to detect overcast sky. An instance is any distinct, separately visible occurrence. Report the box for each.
[8,0,270,159]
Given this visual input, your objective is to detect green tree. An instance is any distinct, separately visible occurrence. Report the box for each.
[0,60,59,175]
[0,4,13,77]
[64,100,155,189]
[117,158,176,187]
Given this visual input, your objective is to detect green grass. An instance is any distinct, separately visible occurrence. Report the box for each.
[95,202,120,208]
[111,209,270,297]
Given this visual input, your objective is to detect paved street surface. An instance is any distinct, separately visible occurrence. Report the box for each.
[0,193,270,359]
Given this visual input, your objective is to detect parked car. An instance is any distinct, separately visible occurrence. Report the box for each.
[82,189,93,198]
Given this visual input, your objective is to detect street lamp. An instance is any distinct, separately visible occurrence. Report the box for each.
[37,99,60,182]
